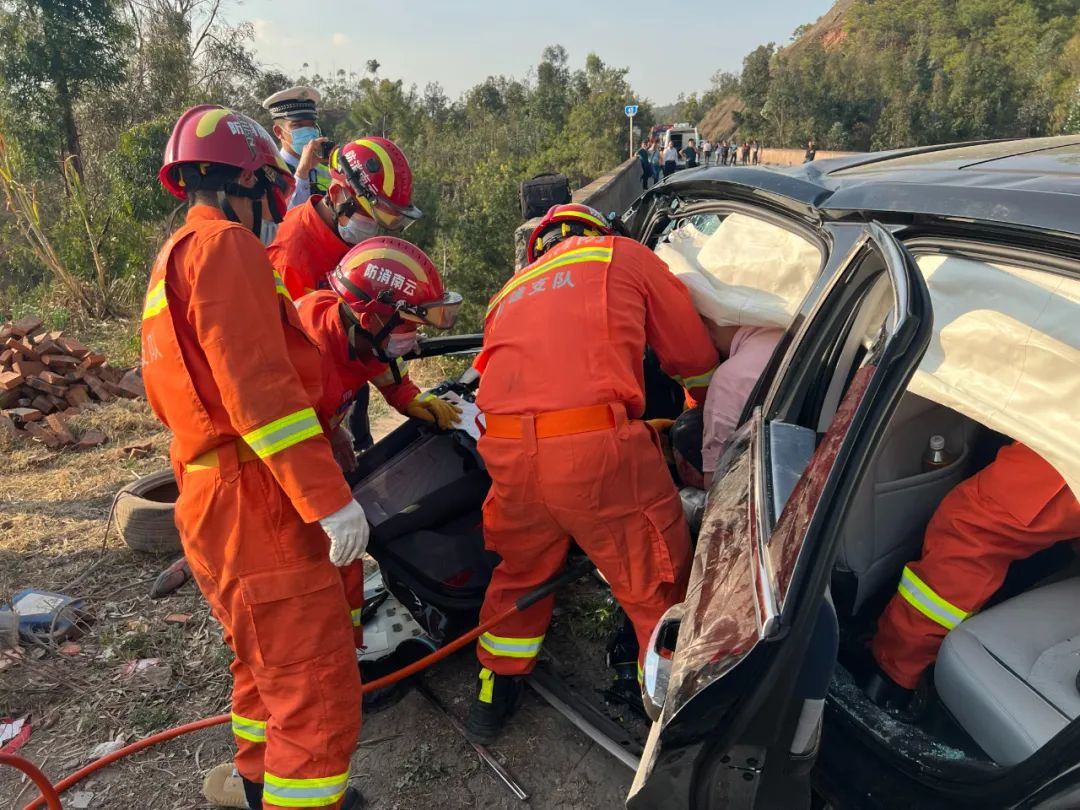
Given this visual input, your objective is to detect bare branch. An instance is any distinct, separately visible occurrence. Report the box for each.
[189,0,223,61]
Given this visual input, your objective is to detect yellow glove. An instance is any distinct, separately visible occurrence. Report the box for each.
[404,394,462,430]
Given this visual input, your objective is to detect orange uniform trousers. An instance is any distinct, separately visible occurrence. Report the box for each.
[873,442,1080,689]
[176,444,361,806]
[476,403,692,676]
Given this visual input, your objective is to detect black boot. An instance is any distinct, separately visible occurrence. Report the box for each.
[340,786,366,809]
[604,615,645,718]
[464,667,523,745]
[241,777,263,810]
[864,665,928,723]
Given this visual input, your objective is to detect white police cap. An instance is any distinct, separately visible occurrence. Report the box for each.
[262,85,321,121]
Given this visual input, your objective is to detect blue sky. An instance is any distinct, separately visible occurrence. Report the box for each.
[229,0,836,106]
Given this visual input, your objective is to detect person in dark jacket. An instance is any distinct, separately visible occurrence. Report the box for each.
[683,138,699,168]
[804,140,817,162]
[636,141,653,190]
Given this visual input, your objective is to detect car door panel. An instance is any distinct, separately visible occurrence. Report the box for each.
[629,222,932,810]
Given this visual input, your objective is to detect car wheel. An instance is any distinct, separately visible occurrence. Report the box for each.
[114,469,182,554]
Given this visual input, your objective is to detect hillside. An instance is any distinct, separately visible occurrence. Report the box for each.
[787,0,856,54]
[696,0,1080,150]
[698,94,745,141]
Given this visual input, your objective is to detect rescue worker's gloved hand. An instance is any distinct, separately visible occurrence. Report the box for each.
[319,500,369,566]
[330,425,358,473]
[405,394,462,430]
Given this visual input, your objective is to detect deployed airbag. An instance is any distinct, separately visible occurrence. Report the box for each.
[655,213,821,328]
[908,254,1080,498]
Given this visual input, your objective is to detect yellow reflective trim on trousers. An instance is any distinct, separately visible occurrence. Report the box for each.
[674,363,720,389]
[897,566,969,631]
[242,407,322,458]
[231,712,267,743]
[478,631,544,659]
[272,269,292,300]
[486,247,612,315]
[263,770,349,808]
[478,667,495,704]
[350,607,363,627]
[142,279,167,320]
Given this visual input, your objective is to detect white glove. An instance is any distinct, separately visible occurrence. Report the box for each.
[319,499,370,567]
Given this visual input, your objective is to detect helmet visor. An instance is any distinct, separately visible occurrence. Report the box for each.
[398,291,463,329]
[367,196,424,232]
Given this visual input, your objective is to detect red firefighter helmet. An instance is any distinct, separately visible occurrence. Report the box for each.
[328,138,423,231]
[527,203,614,263]
[159,104,294,219]
[329,236,461,330]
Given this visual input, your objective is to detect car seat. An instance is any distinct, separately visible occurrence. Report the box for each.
[935,577,1080,766]
[833,393,980,615]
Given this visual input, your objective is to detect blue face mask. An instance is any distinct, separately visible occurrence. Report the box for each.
[289,126,320,152]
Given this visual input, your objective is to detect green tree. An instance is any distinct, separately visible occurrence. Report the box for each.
[0,0,130,177]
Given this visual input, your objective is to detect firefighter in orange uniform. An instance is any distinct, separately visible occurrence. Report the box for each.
[868,441,1080,716]
[268,137,423,453]
[142,105,367,810]
[464,203,721,743]
[268,138,422,300]
[296,236,464,639]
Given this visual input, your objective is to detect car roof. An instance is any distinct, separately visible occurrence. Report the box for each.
[663,137,1080,238]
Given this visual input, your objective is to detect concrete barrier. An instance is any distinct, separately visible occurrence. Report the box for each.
[760,147,862,166]
[513,158,642,269]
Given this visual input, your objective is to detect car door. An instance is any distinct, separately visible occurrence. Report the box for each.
[629,222,933,810]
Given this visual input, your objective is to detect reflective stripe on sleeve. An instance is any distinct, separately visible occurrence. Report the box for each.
[897,566,969,631]
[142,279,168,320]
[674,363,720,390]
[350,607,363,627]
[478,632,544,659]
[230,712,267,744]
[263,771,349,808]
[486,246,613,315]
[242,407,323,458]
[272,270,292,300]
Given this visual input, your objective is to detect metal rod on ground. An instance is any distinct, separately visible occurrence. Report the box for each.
[527,676,641,772]
[415,681,529,802]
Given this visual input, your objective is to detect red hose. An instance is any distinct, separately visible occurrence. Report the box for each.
[0,754,62,810]
[16,601,523,810]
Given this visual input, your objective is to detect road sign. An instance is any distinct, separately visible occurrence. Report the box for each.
[624,105,638,117]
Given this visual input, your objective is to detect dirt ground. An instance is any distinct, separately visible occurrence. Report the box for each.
[0,389,636,809]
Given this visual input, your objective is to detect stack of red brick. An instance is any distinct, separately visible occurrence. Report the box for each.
[0,316,144,450]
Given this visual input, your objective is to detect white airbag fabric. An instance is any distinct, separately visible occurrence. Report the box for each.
[655,213,821,328]
[908,255,1080,498]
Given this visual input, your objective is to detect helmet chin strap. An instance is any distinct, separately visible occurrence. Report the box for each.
[220,193,264,239]
[222,175,272,236]
[344,307,406,383]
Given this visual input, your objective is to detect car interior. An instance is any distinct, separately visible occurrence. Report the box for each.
[657,207,1080,781]
[785,257,1080,778]
[829,390,1080,774]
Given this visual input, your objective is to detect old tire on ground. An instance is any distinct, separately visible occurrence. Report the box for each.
[114,469,182,554]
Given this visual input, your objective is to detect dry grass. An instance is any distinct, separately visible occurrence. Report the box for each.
[0,397,233,808]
